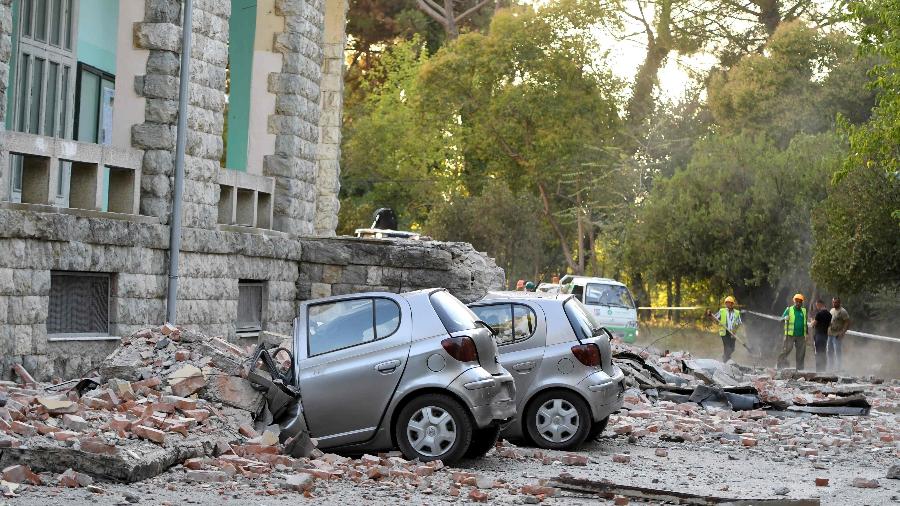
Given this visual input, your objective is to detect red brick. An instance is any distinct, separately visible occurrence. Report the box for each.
[521,484,558,497]
[612,454,631,464]
[171,375,206,398]
[80,438,118,455]
[741,437,758,447]
[238,424,257,438]
[614,496,630,505]
[562,454,588,466]
[182,409,210,422]
[59,469,93,488]
[52,430,80,442]
[175,350,191,361]
[133,424,167,444]
[815,478,829,487]
[109,416,133,432]
[82,397,113,410]
[2,464,42,485]
[469,489,489,502]
[10,421,37,436]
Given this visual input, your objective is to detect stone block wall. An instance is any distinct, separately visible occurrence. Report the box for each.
[133,0,228,228]
[266,0,325,236]
[313,0,347,236]
[0,0,11,202]
[0,208,504,381]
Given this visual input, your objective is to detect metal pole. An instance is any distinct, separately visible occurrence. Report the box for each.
[166,0,193,324]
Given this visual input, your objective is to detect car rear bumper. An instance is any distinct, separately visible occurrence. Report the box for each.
[451,367,517,428]
[578,365,625,422]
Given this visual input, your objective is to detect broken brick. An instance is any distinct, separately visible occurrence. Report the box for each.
[2,465,41,485]
[79,438,118,455]
[59,468,93,488]
[10,421,37,436]
[62,414,89,432]
[612,454,631,464]
[185,470,228,483]
[133,424,167,444]
[170,374,206,398]
[469,489,490,502]
[815,478,829,487]
[521,484,558,497]
[851,478,880,489]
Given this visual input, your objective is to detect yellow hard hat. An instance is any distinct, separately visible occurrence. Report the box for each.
[793,293,805,302]
[724,296,736,304]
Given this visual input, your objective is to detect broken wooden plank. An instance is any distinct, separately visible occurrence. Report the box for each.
[550,475,820,506]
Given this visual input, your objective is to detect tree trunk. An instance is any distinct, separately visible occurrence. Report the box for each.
[753,0,782,37]
[674,276,682,324]
[666,279,673,322]
[444,0,459,39]
[538,183,577,273]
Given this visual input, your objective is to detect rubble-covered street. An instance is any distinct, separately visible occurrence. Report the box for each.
[1,326,898,505]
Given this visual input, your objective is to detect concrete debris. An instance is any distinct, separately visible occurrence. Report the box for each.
[0,325,315,486]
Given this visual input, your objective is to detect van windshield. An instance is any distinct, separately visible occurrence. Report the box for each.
[584,284,635,309]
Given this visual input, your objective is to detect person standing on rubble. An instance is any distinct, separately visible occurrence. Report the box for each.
[811,299,832,372]
[710,296,742,363]
[827,297,851,372]
[777,294,808,370]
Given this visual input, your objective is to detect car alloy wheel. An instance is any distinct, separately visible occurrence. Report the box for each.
[406,406,458,457]
[525,389,591,450]
[535,398,580,443]
[396,394,473,463]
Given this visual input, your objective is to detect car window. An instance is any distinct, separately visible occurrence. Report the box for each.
[471,304,514,344]
[513,305,537,340]
[584,283,635,309]
[374,298,401,338]
[564,298,600,341]
[430,291,478,333]
[308,298,400,356]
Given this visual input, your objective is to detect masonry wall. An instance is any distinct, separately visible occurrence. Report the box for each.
[0,208,505,381]
[0,0,11,201]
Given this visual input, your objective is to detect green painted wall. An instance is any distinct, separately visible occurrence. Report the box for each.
[226,0,257,171]
[76,0,118,74]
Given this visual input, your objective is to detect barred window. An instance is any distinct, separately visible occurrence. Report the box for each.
[48,271,110,335]
[237,280,265,333]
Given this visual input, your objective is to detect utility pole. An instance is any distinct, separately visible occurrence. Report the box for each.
[166,0,193,324]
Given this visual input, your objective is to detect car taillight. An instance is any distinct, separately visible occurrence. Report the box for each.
[441,336,479,362]
[571,343,601,366]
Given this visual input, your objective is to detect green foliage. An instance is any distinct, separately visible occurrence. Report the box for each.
[339,38,461,233]
[708,21,876,145]
[629,132,845,296]
[427,180,564,283]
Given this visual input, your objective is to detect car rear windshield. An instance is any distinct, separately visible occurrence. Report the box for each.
[430,290,478,333]
[564,298,601,341]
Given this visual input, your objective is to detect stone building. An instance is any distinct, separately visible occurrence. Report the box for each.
[0,0,503,380]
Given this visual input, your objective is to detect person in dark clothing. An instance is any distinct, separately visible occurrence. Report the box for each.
[812,299,832,372]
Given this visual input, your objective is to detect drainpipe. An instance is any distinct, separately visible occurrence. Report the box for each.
[166,0,194,324]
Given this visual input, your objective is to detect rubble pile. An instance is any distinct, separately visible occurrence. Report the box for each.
[604,341,900,464]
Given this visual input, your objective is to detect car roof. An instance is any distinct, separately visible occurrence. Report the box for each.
[478,291,575,303]
[560,276,626,287]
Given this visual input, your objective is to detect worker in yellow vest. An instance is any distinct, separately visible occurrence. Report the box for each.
[777,294,808,370]
[710,296,742,362]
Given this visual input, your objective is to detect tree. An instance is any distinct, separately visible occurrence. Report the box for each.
[415,2,629,274]
[708,21,876,145]
[415,0,497,39]
[811,0,900,293]
[339,38,459,233]
[628,132,845,308]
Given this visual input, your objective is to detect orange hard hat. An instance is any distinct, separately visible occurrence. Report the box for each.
[724,296,736,304]
[793,293,805,302]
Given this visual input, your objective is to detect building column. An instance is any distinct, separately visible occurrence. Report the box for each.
[0,0,13,202]
[132,0,225,228]
[313,0,346,236]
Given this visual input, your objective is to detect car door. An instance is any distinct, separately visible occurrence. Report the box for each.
[470,302,545,397]
[294,295,411,447]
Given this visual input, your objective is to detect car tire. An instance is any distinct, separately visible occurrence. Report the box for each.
[395,394,473,464]
[524,390,591,450]
[465,425,500,459]
[587,416,609,441]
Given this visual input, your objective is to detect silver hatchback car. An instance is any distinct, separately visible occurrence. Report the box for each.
[291,289,516,463]
[470,292,625,450]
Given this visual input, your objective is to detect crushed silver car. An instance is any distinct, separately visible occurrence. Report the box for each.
[291,289,516,463]
[469,292,625,450]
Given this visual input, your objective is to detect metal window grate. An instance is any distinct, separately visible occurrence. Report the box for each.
[237,281,264,332]
[48,271,110,335]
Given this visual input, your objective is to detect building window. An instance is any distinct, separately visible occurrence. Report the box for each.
[237,280,265,334]
[12,0,78,138]
[48,271,110,336]
[74,62,115,144]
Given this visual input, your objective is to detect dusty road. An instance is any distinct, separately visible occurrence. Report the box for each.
[7,427,897,505]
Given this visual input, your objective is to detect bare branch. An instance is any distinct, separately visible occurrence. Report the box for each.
[417,0,448,25]
[455,0,493,22]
